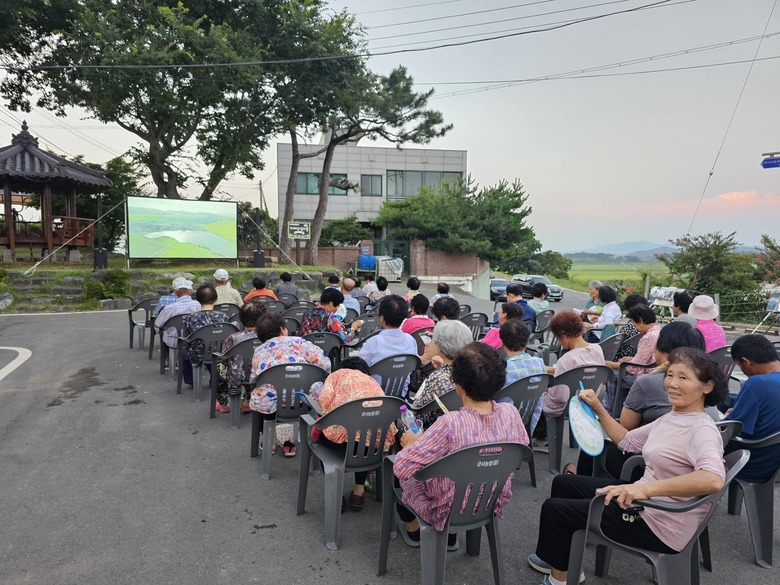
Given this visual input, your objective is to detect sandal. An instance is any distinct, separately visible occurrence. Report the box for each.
[562,463,577,476]
[215,400,230,414]
[282,441,297,458]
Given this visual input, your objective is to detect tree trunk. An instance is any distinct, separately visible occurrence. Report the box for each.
[304,140,337,265]
[279,130,301,257]
[148,147,180,198]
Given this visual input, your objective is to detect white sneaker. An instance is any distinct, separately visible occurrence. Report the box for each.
[529,554,585,583]
[532,438,549,453]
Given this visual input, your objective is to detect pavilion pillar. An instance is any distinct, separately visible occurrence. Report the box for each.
[65,186,81,262]
[3,181,14,262]
[43,184,54,261]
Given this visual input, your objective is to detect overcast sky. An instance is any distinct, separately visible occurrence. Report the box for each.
[2,0,779,252]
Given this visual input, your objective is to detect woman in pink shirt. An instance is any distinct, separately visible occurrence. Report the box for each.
[688,295,727,352]
[528,347,728,585]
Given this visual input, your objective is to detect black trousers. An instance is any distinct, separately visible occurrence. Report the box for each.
[576,443,643,481]
[535,474,676,571]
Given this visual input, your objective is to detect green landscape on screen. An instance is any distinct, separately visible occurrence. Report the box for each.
[126,197,238,259]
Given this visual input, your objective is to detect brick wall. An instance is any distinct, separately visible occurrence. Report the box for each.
[409,239,490,278]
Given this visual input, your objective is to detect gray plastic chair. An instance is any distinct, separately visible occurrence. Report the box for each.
[566,449,750,585]
[277,293,299,305]
[283,316,301,337]
[533,309,555,344]
[127,298,156,350]
[157,314,189,379]
[344,307,360,324]
[547,365,613,474]
[458,304,472,318]
[617,331,644,358]
[610,359,656,418]
[260,299,287,314]
[496,373,554,488]
[176,322,239,398]
[726,430,780,567]
[357,295,371,312]
[368,353,421,398]
[303,332,344,370]
[377,442,533,585]
[209,337,260,429]
[281,307,308,329]
[597,332,626,362]
[214,302,241,321]
[413,388,463,417]
[297,395,406,551]
[459,313,489,341]
[357,313,382,338]
[410,328,434,356]
[250,363,328,480]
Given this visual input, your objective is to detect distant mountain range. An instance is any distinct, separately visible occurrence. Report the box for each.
[565,240,759,261]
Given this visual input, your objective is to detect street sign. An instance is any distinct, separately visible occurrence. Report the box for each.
[287,221,311,240]
[762,157,780,169]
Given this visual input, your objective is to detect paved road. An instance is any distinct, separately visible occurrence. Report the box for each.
[0,307,774,585]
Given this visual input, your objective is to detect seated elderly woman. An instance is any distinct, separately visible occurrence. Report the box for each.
[411,320,474,428]
[612,294,649,361]
[573,321,707,478]
[420,297,461,366]
[394,343,530,551]
[181,284,228,386]
[481,302,523,349]
[249,313,332,456]
[578,280,604,323]
[529,347,728,585]
[314,357,396,512]
[299,287,362,342]
[582,285,622,341]
[215,299,267,414]
[536,311,605,450]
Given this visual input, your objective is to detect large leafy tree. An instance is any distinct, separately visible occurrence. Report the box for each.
[301,66,452,265]
[3,0,363,200]
[657,231,759,294]
[756,234,780,285]
[319,215,373,247]
[374,178,534,266]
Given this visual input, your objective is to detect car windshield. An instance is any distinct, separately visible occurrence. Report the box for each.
[491,279,509,287]
[533,277,553,285]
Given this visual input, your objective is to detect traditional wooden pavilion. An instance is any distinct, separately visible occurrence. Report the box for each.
[0,121,112,262]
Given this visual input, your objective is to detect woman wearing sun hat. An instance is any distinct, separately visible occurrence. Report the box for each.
[689,295,727,352]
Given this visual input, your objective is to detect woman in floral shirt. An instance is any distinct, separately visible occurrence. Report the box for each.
[249,313,331,455]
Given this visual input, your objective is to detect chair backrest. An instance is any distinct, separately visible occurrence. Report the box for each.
[707,345,736,381]
[313,395,406,472]
[357,313,382,338]
[284,317,301,336]
[286,300,315,310]
[277,292,298,305]
[598,332,626,362]
[534,310,555,334]
[357,296,371,312]
[129,298,157,327]
[303,332,343,368]
[160,314,189,348]
[553,365,613,402]
[414,387,463,416]
[368,353,422,397]
[618,332,644,356]
[599,323,617,340]
[459,313,489,341]
[182,322,240,364]
[254,363,328,423]
[715,420,743,445]
[497,373,554,427]
[458,304,472,318]
[213,337,260,385]
[214,303,241,320]
[261,299,287,314]
[414,442,529,530]
[410,328,434,356]
[281,306,309,325]
[344,308,359,324]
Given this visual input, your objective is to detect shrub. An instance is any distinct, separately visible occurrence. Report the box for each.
[82,269,131,300]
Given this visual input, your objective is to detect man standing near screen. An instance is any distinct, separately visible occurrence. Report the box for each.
[213,269,244,307]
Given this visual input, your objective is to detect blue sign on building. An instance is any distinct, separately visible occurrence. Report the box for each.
[762,157,780,169]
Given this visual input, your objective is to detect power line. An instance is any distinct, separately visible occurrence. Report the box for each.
[356,0,465,16]
[368,0,562,29]
[36,108,122,157]
[4,0,680,72]
[687,0,778,234]
[0,105,78,158]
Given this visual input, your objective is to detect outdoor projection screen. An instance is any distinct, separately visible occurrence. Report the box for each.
[126,197,238,259]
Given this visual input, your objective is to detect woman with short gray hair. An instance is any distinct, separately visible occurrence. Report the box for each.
[580,279,605,321]
[411,320,473,427]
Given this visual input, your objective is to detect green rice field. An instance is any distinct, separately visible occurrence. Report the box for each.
[559,262,669,290]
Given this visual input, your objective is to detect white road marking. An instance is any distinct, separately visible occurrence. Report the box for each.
[0,347,33,382]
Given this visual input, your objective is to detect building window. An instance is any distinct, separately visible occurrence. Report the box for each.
[386,170,462,199]
[295,172,348,195]
[361,174,383,196]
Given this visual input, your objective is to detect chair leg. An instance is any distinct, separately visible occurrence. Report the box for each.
[323,461,347,551]
[742,482,775,568]
[485,520,505,585]
[699,527,712,572]
[250,412,261,457]
[466,527,482,556]
[375,465,383,503]
[727,481,744,516]
[148,329,156,360]
[378,459,396,576]
[138,326,145,351]
[209,373,218,420]
[419,522,448,585]
[159,344,167,375]
[547,414,563,474]
[594,544,612,577]
[193,364,203,401]
[528,455,537,488]
[567,530,588,585]
[176,353,184,393]
[229,394,241,430]
[129,322,134,349]
[297,439,312,516]
[261,419,276,480]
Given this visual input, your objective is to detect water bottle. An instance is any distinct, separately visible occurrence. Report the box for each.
[399,404,420,434]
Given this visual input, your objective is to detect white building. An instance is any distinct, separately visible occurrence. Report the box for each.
[275,142,467,228]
